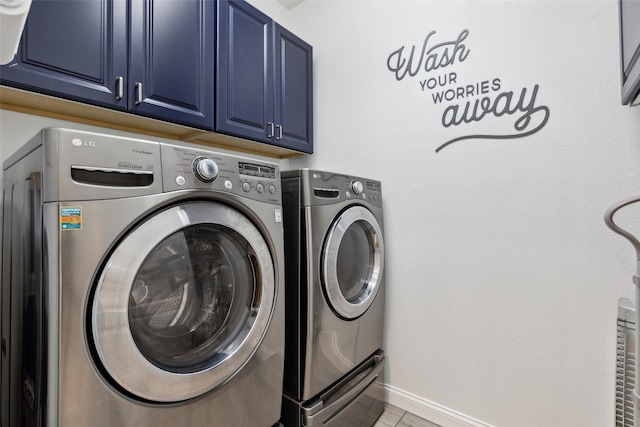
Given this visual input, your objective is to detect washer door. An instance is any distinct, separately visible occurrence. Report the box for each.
[91,201,275,403]
[322,206,384,320]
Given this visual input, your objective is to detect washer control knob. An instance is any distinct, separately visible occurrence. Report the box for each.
[351,180,364,195]
[242,182,251,192]
[256,183,264,193]
[192,157,218,183]
[269,184,277,194]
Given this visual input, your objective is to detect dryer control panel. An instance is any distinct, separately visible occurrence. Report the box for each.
[282,169,382,208]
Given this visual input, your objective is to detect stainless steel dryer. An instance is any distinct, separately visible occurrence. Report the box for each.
[1,128,285,427]
[280,169,385,427]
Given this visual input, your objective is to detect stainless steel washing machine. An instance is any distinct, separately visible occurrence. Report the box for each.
[1,128,285,427]
[280,169,385,427]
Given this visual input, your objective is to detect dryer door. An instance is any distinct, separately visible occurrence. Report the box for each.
[90,201,275,403]
[322,206,384,320]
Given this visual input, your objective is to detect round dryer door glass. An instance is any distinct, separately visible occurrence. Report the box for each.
[322,206,384,319]
[91,202,275,403]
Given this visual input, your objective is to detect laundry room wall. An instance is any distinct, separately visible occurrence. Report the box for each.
[1,1,640,426]
[247,0,640,426]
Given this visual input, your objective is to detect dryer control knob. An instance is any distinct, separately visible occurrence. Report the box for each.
[192,157,219,183]
[351,180,364,195]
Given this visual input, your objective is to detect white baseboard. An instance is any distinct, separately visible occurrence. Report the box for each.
[384,384,495,427]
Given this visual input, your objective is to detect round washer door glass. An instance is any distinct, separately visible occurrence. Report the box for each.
[322,206,384,319]
[91,202,275,403]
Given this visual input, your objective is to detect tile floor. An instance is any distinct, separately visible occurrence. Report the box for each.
[374,403,441,427]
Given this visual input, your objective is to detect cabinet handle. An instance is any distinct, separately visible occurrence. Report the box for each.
[115,76,124,101]
[267,122,274,138]
[134,82,143,105]
[276,125,283,140]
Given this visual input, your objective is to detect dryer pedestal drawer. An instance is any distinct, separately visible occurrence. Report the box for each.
[282,350,385,427]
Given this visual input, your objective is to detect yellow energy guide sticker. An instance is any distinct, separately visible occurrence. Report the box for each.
[61,207,82,230]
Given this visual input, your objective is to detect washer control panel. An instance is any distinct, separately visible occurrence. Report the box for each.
[161,143,281,204]
[238,162,278,195]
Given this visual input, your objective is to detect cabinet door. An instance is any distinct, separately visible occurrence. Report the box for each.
[216,0,274,143]
[0,0,128,110]
[129,0,214,129]
[274,24,313,153]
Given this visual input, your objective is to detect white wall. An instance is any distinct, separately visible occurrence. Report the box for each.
[2,1,640,426]
[249,0,640,426]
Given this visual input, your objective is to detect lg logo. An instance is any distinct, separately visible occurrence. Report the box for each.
[71,138,96,147]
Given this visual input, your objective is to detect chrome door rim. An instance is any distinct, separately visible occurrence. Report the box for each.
[322,206,384,319]
[91,202,275,402]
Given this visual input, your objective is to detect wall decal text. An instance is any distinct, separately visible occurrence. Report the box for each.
[387,29,550,153]
[387,30,471,81]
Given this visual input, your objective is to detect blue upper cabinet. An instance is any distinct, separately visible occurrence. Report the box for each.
[274,24,313,153]
[0,0,214,130]
[0,0,128,110]
[1,0,311,153]
[216,0,313,153]
[216,0,273,144]
[129,0,214,128]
